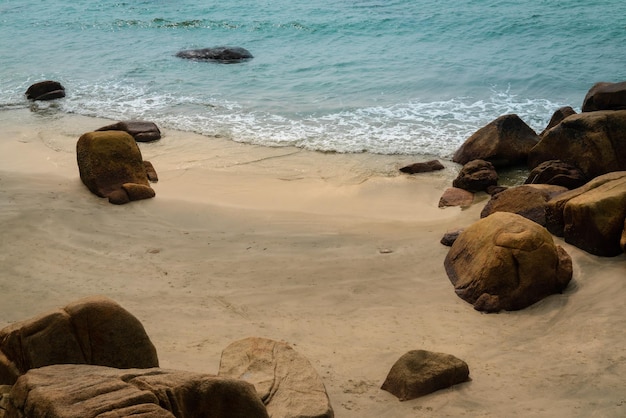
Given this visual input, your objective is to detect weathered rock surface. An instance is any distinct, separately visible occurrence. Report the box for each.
[452,159,498,193]
[452,114,540,167]
[219,337,333,418]
[444,212,573,312]
[438,187,474,208]
[381,350,469,401]
[399,160,445,174]
[97,120,162,142]
[25,81,65,101]
[480,184,568,226]
[525,160,587,189]
[539,106,577,137]
[528,110,626,179]
[176,46,253,63]
[76,130,156,204]
[0,296,158,385]
[4,364,268,418]
[545,171,626,257]
[582,81,626,112]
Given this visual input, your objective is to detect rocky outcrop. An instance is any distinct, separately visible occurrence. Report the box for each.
[381,350,469,401]
[96,120,162,142]
[444,212,573,312]
[539,106,577,137]
[452,159,498,193]
[545,171,626,257]
[0,296,158,385]
[582,81,626,112]
[25,81,65,101]
[176,46,253,63]
[399,160,444,174]
[452,114,540,167]
[76,131,156,204]
[525,160,587,189]
[528,110,626,179]
[480,184,568,226]
[4,364,268,418]
[219,337,334,418]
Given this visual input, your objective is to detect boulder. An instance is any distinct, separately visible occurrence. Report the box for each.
[582,81,626,112]
[399,160,445,174]
[0,296,158,385]
[539,106,577,137]
[528,110,626,179]
[452,159,498,193]
[438,187,474,208]
[452,114,540,167]
[440,228,464,247]
[76,131,156,204]
[25,80,65,101]
[5,364,268,418]
[381,350,469,401]
[545,171,626,257]
[176,46,253,63]
[219,337,334,418]
[480,184,568,226]
[96,120,162,142]
[444,212,573,312]
[525,160,587,189]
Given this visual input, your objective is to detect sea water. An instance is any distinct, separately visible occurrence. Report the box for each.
[1,0,625,157]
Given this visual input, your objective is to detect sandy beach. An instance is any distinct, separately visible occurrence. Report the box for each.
[1,108,624,417]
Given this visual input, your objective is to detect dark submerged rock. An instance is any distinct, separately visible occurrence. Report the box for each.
[25,80,66,101]
[176,46,253,63]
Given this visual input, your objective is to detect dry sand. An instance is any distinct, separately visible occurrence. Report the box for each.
[1,108,625,417]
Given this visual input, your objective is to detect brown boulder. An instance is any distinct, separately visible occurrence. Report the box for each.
[97,120,162,142]
[0,296,158,385]
[219,337,334,418]
[545,171,626,257]
[25,80,65,101]
[480,184,568,226]
[438,188,474,208]
[452,159,498,193]
[452,114,540,167]
[444,212,573,312]
[582,81,626,112]
[76,131,156,204]
[399,160,445,174]
[525,160,587,189]
[539,106,577,137]
[381,350,469,401]
[5,364,268,418]
[528,110,626,179]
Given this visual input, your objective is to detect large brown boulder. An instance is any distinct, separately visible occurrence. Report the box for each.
[219,337,334,418]
[480,184,568,226]
[545,171,626,257]
[525,160,587,189]
[0,296,158,385]
[452,159,498,193]
[381,350,469,401]
[25,81,65,101]
[96,120,162,142]
[4,364,268,418]
[539,106,577,137]
[528,110,626,179]
[452,114,540,167]
[444,212,573,312]
[76,131,156,204]
[582,81,626,112]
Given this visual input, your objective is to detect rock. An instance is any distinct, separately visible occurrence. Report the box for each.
[219,337,334,418]
[444,212,573,312]
[486,185,508,195]
[25,80,65,101]
[97,120,162,142]
[528,110,626,179]
[582,81,626,112]
[438,187,474,208]
[399,160,445,174]
[452,114,540,167]
[480,184,568,226]
[144,161,159,182]
[5,364,269,418]
[381,350,469,401]
[525,160,587,189]
[0,296,158,385]
[440,229,464,246]
[539,106,577,137]
[176,46,253,63]
[452,159,498,193]
[76,131,156,204]
[621,219,626,253]
[545,171,626,257]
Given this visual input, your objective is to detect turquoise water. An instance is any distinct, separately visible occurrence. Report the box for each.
[1,0,625,156]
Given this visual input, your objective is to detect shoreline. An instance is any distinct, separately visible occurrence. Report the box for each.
[1,108,625,417]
